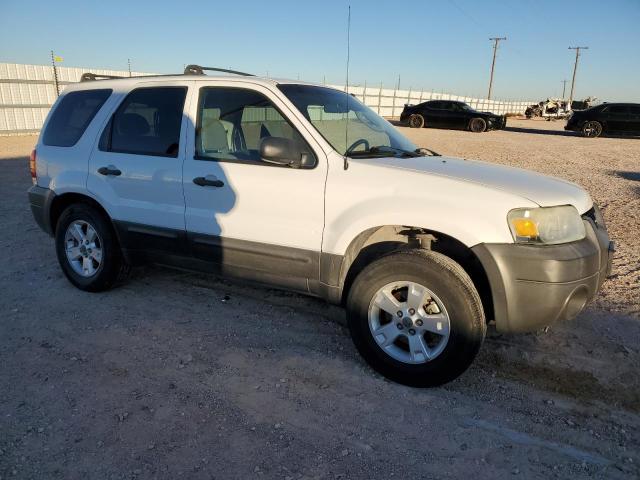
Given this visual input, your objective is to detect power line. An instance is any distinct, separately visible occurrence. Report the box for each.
[568,46,588,107]
[487,37,506,100]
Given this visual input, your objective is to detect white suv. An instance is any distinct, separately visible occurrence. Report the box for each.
[28,65,613,386]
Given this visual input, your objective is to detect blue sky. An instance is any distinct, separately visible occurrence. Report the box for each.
[1,0,638,101]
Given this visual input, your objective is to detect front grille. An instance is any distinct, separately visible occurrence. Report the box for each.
[582,207,596,223]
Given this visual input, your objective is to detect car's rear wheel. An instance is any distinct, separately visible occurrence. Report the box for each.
[582,120,603,138]
[409,114,425,128]
[469,117,487,133]
[55,203,128,292]
[346,250,486,387]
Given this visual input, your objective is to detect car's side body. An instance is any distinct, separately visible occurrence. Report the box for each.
[565,102,640,136]
[399,100,506,131]
[29,75,612,341]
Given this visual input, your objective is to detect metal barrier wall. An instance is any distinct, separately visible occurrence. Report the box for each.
[0,62,534,135]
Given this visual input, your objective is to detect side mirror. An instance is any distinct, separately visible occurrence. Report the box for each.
[260,137,313,169]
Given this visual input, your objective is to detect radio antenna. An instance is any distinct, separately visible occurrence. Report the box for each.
[343,5,351,170]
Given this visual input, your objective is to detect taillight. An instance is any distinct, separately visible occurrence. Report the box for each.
[29,149,37,183]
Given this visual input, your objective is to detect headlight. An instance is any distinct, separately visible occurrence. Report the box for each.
[508,206,586,244]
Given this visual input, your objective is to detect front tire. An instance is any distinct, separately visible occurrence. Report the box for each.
[55,203,128,292]
[469,117,487,133]
[582,120,603,138]
[346,250,486,387]
[408,114,425,128]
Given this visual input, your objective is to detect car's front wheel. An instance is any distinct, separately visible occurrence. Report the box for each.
[582,120,603,138]
[346,250,486,387]
[469,117,487,133]
[55,203,128,292]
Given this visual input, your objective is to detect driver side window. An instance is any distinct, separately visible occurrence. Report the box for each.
[196,87,314,166]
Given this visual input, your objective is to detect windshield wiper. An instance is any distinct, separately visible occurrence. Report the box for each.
[348,145,421,158]
[415,147,441,157]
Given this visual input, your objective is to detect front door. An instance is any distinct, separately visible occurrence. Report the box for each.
[182,83,327,291]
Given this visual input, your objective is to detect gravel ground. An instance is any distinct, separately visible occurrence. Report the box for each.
[1,122,639,480]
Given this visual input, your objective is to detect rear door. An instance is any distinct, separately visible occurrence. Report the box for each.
[628,106,640,134]
[422,101,446,127]
[603,105,630,132]
[88,82,191,250]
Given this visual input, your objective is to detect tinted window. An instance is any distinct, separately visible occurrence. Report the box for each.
[43,89,111,147]
[629,106,640,115]
[196,87,314,165]
[102,87,187,157]
[427,101,443,109]
[608,105,629,115]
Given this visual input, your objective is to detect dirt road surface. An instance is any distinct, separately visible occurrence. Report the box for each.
[1,120,639,479]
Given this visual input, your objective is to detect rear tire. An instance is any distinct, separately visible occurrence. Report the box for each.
[469,117,487,133]
[408,114,425,128]
[346,250,486,387]
[582,120,603,138]
[55,203,128,292]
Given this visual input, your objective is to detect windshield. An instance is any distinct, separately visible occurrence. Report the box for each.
[278,84,418,157]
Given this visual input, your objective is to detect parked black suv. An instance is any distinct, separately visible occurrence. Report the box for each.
[565,103,640,137]
[400,100,506,132]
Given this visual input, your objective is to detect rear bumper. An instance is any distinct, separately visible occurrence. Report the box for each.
[28,185,56,236]
[472,218,613,333]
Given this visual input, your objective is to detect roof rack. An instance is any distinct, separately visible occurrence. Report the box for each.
[184,64,254,77]
[80,73,126,82]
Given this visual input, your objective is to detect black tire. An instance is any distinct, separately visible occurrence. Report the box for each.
[408,114,425,128]
[582,120,603,138]
[346,249,486,387]
[469,117,487,133]
[55,203,128,292]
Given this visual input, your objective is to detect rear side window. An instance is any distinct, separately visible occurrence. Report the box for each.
[43,89,112,147]
[608,105,629,114]
[101,87,187,157]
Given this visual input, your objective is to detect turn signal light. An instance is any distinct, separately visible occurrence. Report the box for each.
[29,149,37,183]
[512,218,539,238]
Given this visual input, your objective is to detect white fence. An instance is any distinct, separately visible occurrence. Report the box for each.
[0,62,534,135]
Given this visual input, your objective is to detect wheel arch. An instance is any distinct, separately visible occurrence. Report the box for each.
[326,225,494,323]
[49,192,114,237]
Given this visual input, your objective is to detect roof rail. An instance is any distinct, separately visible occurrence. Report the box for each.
[80,73,126,82]
[184,64,254,77]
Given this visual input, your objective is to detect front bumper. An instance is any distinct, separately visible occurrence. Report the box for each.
[472,217,613,333]
[487,115,507,130]
[28,185,56,236]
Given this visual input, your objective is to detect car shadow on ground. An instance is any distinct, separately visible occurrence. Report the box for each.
[611,170,640,198]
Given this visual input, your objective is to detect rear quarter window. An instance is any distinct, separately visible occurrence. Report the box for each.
[43,89,112,147]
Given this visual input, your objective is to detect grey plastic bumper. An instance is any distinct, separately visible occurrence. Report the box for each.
[472,219,613,333]
[28,185,56,236]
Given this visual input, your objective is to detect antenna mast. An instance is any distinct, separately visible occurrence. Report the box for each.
[344,5,351,170]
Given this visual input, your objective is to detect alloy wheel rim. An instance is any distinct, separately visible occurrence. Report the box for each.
[64,220,103,277]
[368,281,451,364]
[584,122,601,137]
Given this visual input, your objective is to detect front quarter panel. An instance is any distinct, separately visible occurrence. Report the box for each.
[322,152,536,255]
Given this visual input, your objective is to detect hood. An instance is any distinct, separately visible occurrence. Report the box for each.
[365,155,593,213]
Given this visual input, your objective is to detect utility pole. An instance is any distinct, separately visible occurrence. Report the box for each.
[568,46,588,108]
[50,50,60,97]
[127,58,132,77]
[487,36,506,100]
[561,79,568,99]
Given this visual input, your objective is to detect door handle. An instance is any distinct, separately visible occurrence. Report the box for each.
[98,166,122,176]
[193,176,224,187]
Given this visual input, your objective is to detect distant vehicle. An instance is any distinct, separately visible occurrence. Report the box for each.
[525,98,570,119]
[400,100,507,132]
[565,103,640,137]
